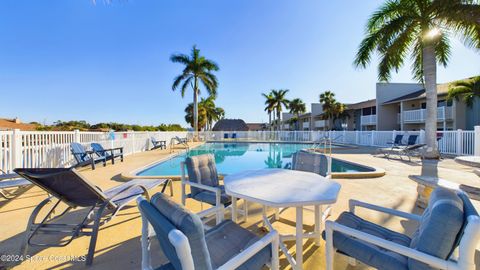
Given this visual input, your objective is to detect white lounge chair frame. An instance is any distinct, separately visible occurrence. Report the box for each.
[325,199,480,270]
[137,197,279,270]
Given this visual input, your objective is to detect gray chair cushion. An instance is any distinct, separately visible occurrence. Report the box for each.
[192,185,232,206]
[137,199,183,270]
[327,212,411,270]
[292,150,329,177]
[185,154,220,196]
[409,188,464,270]
[151,193,213,270]
[206,220,271,270]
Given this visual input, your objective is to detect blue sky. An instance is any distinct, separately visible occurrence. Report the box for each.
[1,1,479,127]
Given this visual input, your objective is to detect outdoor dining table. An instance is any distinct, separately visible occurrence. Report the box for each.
[224,168,341,270]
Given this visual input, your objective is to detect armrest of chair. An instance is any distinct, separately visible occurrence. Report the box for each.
[197,205,224,219]
[216,230,279,270]
[182,180,222,194]
[349,199,422,221]
[325,221,450,270]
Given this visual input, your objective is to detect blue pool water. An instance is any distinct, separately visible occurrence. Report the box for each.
[137,142,372,176]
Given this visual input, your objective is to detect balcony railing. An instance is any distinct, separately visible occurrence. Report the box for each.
[314,120,326,128]
[302,122,310,129]
[360,114,377,126]
[401,106,453,123]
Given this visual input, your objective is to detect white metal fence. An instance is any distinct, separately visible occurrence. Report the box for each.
[1,128,479,173]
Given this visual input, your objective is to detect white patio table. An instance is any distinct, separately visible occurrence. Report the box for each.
[224,168,341,270]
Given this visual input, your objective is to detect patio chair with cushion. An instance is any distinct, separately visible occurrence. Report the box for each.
[151,137,167,150]
[276,150,333,221]
[0,169,32,200]
[13,167,170,266]
[325,187,480,270]
[70,142,106,170]
[91,143,124,165]
[137,192,279,270]
[181,154,247,224]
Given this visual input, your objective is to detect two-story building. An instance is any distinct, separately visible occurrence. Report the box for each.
[376,80,480,131]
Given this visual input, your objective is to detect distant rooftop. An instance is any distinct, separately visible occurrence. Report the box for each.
[212,119,249,131]
[0,118,37,131]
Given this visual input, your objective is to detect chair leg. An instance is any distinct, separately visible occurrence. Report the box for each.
[243,199,248,222]
[86,205,107,266]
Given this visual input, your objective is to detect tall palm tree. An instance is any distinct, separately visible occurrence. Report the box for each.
[170,45,219,134]
[447,76,480,106]
[270,89,290,131]
[289,98,306,130]
[319,91,338,130]
[262,92,276,131]
[354,0,480,159]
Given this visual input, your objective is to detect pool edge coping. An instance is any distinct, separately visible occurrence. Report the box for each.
[122,142,386,180]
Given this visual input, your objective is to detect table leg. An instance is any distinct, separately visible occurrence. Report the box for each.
[314,205,322,246]
[296,206,303,269]
[232,196,237,223]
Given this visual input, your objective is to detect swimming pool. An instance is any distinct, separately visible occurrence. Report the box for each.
[136,142,378,177]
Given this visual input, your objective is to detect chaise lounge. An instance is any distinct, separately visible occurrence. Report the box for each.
[14,167,170,265]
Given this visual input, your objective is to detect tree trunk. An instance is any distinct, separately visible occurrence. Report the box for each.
[269,112,272,132]
[423,45,440,159]
[193,77,199,136]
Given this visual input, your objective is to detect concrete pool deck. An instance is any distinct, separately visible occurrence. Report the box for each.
[0,144,479,269]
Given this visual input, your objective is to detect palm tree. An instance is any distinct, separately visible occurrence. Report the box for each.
[185,102,207,130]
[201,96,225,130]
[170,45,219,134]
[319,91,337,130]
[354,1,480,159]
[289,98,306,130]
[262,92,276,131]
[270,89,290,131]
[447,76,480,106]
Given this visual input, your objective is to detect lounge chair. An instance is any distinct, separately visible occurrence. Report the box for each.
[70,142,106,170]
[387,134,404,147]
[13,167,170,266]
[181,154,247,224]
[0,169,32,200]
[150,137,167,150]
[137,192,279,270]
[381,143,426,161]
[325,187,480,270]
[91,143,124,165]
[170,136,189,153]
[224,133,229,139]
[232,133,237,139]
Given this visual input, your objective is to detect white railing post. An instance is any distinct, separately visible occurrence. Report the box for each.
[456,129,463,156]
[355,130,359,145]
[370,131,375,146]
[11,129,22,170]
[475,126,480,156]
[74,129,80,143]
